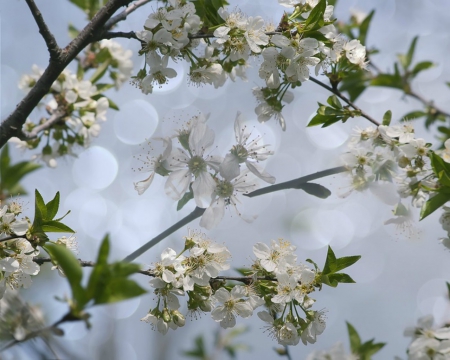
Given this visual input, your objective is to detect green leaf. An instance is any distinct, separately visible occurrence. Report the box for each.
[411,61,434,77]
[296,182,331,199]
[334,255,361,272]
[347,322,361,353]
[0,144,11,176]
[86,235,111,301]
[177,191,194,211]
[94,278,146,304]
[447,282,450,300]
[1,161,41,192]
[90,59,111,84]
[45,192,60,220]
[322,246,337,275]
[42,220,75,233]
[34,189,47,222]
[307,113,332,127]
[370,74,403,90]
[358,10,375,45]
[327,95,342,109]
[43,243,86,308]
[430,152,450,179]
[105,96,119,110]
[420,191,450,220]
[398,36,418,70]
[191,0,229,29]
[303,0,326,32]
[382,110,392,126]
[402,110,427,120]
[329,273,356,284]
[339,70,368,102]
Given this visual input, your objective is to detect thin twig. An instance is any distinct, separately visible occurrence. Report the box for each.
[104,0,153,29]
[309,76,380,126]
[123,206,206,262]
[405,90,450,118]
[33,257,277,284]
[122,166,346,261]
[245,166,347,198]
[24,108,66,139]
[0,234,23,243]
[25,0,60,59]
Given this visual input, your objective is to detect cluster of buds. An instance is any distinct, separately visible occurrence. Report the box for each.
[134,111,275,229]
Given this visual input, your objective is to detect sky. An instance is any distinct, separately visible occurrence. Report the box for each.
[2,0,450,359]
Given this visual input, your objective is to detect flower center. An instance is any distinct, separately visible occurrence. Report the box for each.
[215,180,234,198]
[230,144,248,163]
[188,156,206,176]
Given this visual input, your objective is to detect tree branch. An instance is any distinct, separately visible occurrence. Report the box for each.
[22,108,66,140]
[104,0,153,29]
[245,166,347,198]
[99,31,140,41]
[123,206,206,262]
[0,0,133,149]
[309,76,380,126]
[25,0,60,59]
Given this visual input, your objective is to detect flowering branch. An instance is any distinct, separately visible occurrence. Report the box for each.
[0,0,133,148]
[309,76,380,126]
[24,0,60,60]
[0,234,24,243]
[245,166,347,198]
[22,108,66,140]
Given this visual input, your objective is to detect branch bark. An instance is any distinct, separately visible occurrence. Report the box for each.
[25,0,61,59]
[0,0,133,149]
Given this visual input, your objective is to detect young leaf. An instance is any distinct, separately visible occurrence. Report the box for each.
[45,192,60,221]
[327,95,342,109]
[94,278,146,304]
[34,189,47,223]
[411,61,434,77]
[322,246,337,275]
[358,10,375,45]
[177,191,194,211]
[42,221,75,233]
[334,255,361,272]
[303,0,326,31]
[347,322,361,353]
[43,243,86,308]
[382,110,392,126]
[420,190,450,220]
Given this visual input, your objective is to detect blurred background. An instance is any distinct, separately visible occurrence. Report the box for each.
[2,0,450,358]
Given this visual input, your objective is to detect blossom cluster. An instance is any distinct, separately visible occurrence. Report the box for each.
[403,315,450,359]
[142,233,327,347]
[134,1,368,130]
[11,39,133,167]
[340,122,440,233]
[134,111,275,229]
[0,201,38,300]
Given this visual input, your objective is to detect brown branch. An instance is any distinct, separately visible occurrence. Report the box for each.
[104,0,153,29]
[405,90,450,119]
[309,76,380,126]
[99,31,140,41]
[0,0,133,149]
[0,234,24,243]
[25,0,60,59]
